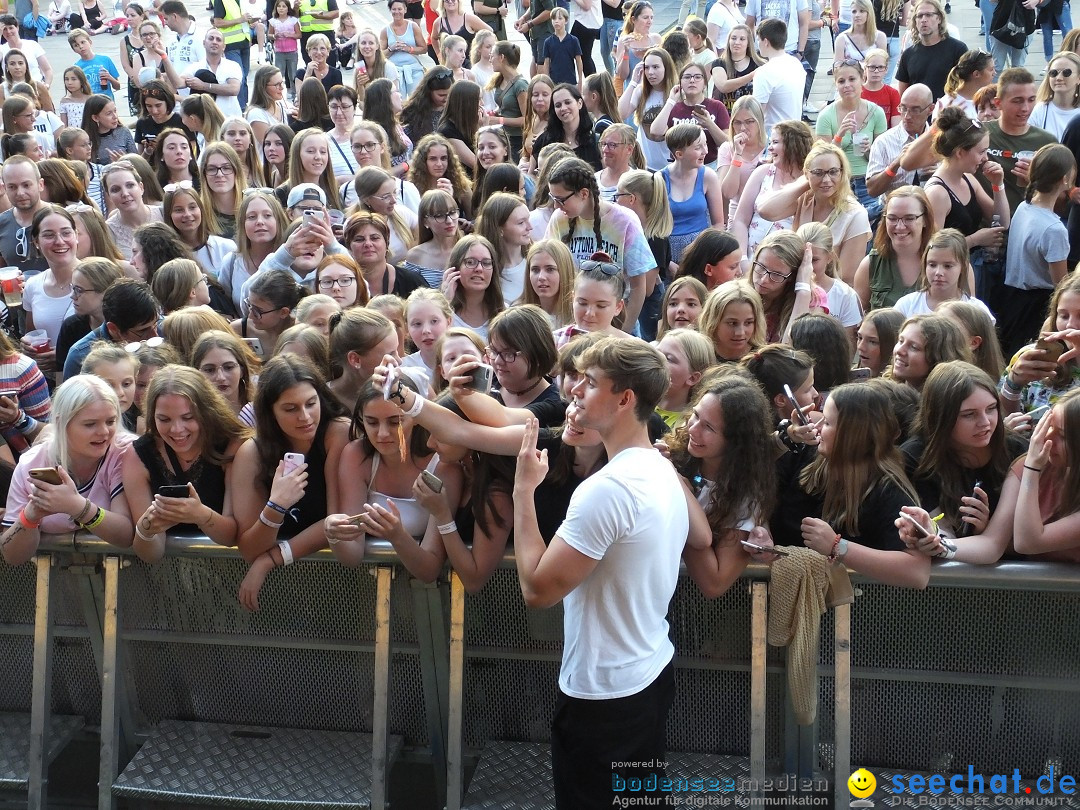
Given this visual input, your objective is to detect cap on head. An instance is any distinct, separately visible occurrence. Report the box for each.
[287,183,327,208]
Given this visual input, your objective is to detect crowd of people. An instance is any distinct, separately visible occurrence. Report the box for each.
[0,0,1078,804]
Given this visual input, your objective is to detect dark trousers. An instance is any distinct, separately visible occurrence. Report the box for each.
[572,21,599,77]
[551,661,675,810]
[998,286,1053,360]
[225,41,251,109]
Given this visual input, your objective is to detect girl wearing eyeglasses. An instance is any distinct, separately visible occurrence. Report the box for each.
[232,269,302,360]
[57,257,122,372]
[191,330,260,422]
[934,49,996,122]
[402,189,463,289]
[746,230,816,344]
[315,254,370,311]
[1031,52,1080,139]
[441,234,504,342]
[756,142,872,286]
[861,48,900,126]
[350,166,417,265]
[198,142,249,242]
[595,123,644,203]
[247,66,291,148]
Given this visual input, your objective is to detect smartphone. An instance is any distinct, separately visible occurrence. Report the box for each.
[783,384,811,426]
[0,389,18,401]
[241,337,263,356]
[849,367,871,382]
[897,511,931,538]
[158,484,190,498]
[692,104,707,115]
[420,469,443,493]
[29,467,62,486]
[741,540,790,556]
[283,452,304,476]
[302,209,320,225]
[1027,403,1051,421]
[383,365,397,400]
[1035,337,1067,364]
[465,363,494,394]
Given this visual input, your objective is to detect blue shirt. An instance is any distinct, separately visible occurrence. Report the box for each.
[64,322,110,380]
[540,33,581,86]
[76,55,119,100]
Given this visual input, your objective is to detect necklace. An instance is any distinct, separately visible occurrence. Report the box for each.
[504,377,546,397]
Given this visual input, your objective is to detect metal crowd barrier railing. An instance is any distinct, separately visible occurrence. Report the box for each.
[0,533,1077,810]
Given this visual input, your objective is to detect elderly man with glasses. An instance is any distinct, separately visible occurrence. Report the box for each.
[866,83,936,201]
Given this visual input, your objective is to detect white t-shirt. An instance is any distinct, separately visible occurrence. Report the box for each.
[1030,101,1080,140]
[894,290,995,322]
[825,277,863,328]
[168,26,206,93]
[706,2,745,51]
[0,41,47,82]
[753,53,805,134]
[556,446,689,699]
[745,0,809,51]
[23,273,75,344]
[182,58,243,118]
[501,256,527,305]
[193,235,237,278]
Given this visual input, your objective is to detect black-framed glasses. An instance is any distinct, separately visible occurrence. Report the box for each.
[550,190,577,207]
[461,257,493,270]
[914,10,940,18]
[600,140,631,150]
[808,167,842,179]
[611,191,634,201]
[245,299,277,318]
[865,63,887,71]
[485,345,521,363]
[751,262,791,283]
[352,141,380,153]
[70,284,96,299]
[426,210,459,223]
[885,213,923,225]
[318,276,356,289]
[1050,68,1075,78]
[204,164,235,176]
[329,102,355,112]
[580,259,621,276]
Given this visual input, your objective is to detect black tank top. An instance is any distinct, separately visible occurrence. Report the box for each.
[273,418,331,537]
[926,175,984,236]
[133,434,228,532]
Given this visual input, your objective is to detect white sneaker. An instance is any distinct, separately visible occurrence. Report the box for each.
[803,103,818,115]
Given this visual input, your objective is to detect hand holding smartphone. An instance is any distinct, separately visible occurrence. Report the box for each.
[741,540,789,556]
[897,510,931,537]
[157,484,190,498]
[783,384,811,426]
[283,452,304,476]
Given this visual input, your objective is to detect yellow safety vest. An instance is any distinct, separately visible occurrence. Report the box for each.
[217,0,247,45]
[299,0,334,34]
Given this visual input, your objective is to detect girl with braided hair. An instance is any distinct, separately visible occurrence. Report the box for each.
[545,157,656,331]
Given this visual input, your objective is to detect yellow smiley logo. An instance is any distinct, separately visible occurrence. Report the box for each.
[848,768,877,798]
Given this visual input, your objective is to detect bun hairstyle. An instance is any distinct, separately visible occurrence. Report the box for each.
[932,106,987,158]
[944,49,994,96]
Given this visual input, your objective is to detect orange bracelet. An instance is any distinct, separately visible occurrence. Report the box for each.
[731,159,743,167]
[833,134,843,144]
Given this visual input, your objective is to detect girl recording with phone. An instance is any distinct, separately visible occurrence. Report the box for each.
[231,354,349,612]
[123,365,252,563]
[769,382,931,588]
[1,375,134,567]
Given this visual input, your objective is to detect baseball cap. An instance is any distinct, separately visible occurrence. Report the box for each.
[287,183,327,208]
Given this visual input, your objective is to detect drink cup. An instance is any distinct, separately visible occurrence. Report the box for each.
[0,267,21,307]
[25,329,49,352]
[853,132,871,156]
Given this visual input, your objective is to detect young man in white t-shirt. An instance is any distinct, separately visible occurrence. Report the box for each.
[513,338,706,809]
[752,18,806,135]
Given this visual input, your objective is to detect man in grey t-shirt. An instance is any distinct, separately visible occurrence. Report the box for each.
[0,158,49,281]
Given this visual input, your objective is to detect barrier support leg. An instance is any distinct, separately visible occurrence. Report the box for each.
[750,581,767,805]
[371,566,393,810]
[27,555,56,810]
[411,578,449,803]
[98,556,121,810]
[445,572,466,810]
[833,602,851,810]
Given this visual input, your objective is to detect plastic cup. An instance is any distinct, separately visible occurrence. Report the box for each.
[24,329,49,351]
[1016,151,1035,162]
[0,267,21,307]
[853,133,871,156]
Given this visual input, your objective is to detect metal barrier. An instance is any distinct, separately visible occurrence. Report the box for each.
[1,536,1079,810]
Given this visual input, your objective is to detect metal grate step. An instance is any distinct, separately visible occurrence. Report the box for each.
[0,712,83,790]
[113,719,402,808]
[461,740,752,810]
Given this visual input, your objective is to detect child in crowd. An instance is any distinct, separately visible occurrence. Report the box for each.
[68,27,121,100]
[81,342,139,432]
[552,254,628,349]
[541,8,583,90]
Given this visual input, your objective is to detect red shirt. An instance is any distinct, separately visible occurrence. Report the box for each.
[668,98,732,164]
[863,85,901,124]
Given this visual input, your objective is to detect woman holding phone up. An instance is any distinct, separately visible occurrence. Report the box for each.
[1,375,134,567]
[230,355,350,611]
[124,366,252,563]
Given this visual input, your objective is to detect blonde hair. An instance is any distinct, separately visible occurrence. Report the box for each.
[797,221,839,279]
[698,280,766,357]
[849,0,879,44]
[803,141,857,213]
[618,169,673,238]
[519,239,575,327]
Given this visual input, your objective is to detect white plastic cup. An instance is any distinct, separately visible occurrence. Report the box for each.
[24,329,49,351]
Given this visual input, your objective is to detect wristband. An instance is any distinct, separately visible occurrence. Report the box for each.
[402,392,424,418]
[1023,464,1044,473]
[437,520,458,535]
[833,134,843,144]
[135,524,156,543]
[936,537,958,560]
[992,184,1004,193]
[731,159,744,167]
[74,498,94,525]
[18,509,40,529]
[884,166,898,177]
[776,419,803,454]
[266,500,287,515]
[999,385,1021,402]
[259,512,283,528]
[278,540,294,565]
[82,507,106,530]
[794,282,812,292]
[1002,375,1023,395]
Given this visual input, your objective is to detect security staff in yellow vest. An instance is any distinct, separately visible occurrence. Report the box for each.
[212,0,255,108]
[298,0,339,63]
